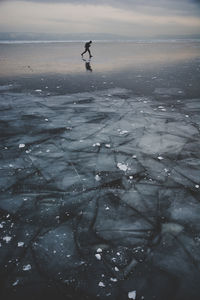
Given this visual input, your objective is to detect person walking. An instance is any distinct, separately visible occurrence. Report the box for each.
[81,41,93,58]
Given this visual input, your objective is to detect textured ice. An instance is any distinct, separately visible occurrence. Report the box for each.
[0,88,200,300]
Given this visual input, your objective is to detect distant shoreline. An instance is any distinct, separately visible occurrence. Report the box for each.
[1,39,200,45]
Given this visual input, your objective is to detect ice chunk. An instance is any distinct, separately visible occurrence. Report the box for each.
[18,242,24,247]
[110,278,117,282]
[128,291,136,299]
[12,280,19,286]
[158,156,164,160]
[98,281,105,287]
[93,143,101,147]
[96,248,102,253]
[95,175,101,181]
[23,264,31,271]
[19,144,25,148]
[3,236,12,243]
[118,130,129,135]
[117,163,129,172]
[105,144,111,148]
[95,254,101,260]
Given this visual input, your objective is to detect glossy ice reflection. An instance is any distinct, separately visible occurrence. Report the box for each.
[0,41,200,76]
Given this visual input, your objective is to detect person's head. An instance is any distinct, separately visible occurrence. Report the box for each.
[89,41,92,44]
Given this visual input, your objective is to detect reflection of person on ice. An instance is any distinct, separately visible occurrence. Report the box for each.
[81,41,93,58]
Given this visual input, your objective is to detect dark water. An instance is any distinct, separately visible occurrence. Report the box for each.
[0,42,200,300]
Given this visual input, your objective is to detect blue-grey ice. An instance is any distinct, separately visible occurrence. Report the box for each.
[0,88,200,300]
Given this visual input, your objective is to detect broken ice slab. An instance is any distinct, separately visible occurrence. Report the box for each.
[0,87,200,299]
[138,133,186,155]
[154,87,185,96]
[32,223,84,280]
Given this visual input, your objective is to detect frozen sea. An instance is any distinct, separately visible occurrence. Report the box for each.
[0,41,200,300]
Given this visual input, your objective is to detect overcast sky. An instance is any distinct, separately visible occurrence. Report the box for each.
[0,0,200,37]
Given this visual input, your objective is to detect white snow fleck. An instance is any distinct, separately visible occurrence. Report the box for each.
[98,281,105,287]
[114,266,119,271]
[128,290,136,299]
[93,142,101,147]
[105,206,110,210]
[185,115,189,118]
[95,175,101,181]
[195,185,199,189]
[157,156,164,160]
[110,278,117,282]
[118,130,129,135]
[19,144,25,148]
[129,176,133,179]
[117,163,129,172]
[35,89,42,92]
[23,264,31,271]
[17,242,24,247]
[132,155,137,159]
[95,254,101,260]
[12,279,19,286]
[3,236,12,243]
[0,223,3,228]
[45,118,48,121]
[96,248,102,253]
[105,144,111,148]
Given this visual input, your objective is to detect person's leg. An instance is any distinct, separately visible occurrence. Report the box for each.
[81,49,87,56]
[88,49,92,57]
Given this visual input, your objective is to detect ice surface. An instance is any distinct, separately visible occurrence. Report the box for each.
[0,88,200,300]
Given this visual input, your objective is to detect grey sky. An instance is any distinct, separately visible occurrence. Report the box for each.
[0,0,200,38]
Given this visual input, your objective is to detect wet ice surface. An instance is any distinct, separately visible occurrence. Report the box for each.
[0,87,200,300]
